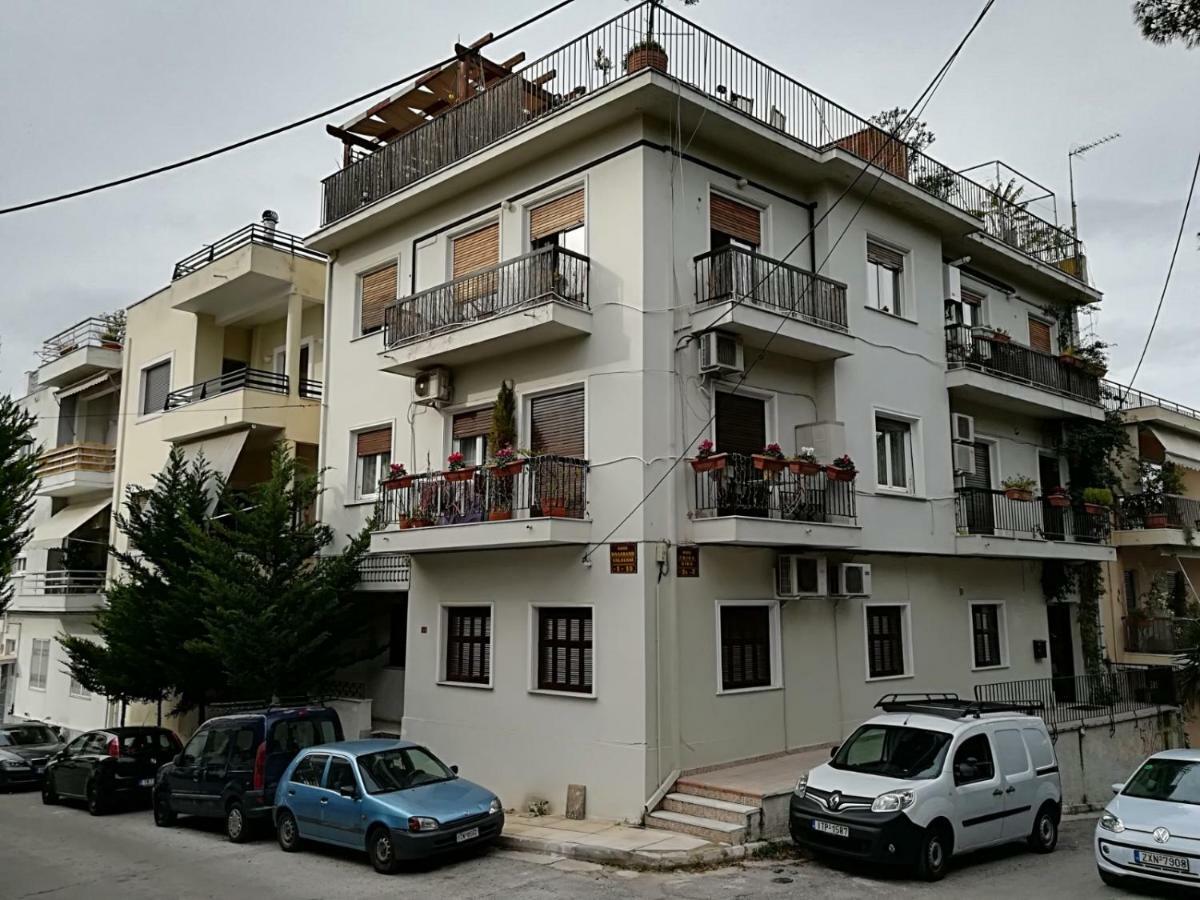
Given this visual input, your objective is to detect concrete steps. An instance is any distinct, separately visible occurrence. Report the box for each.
[646,787,763,845]
[645,809,748,845]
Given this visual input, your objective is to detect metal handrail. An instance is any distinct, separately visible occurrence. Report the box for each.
[945,324,1101,405]
[1116,493,1200,531]
[298,378,323,400]
[694,245,848,331]
[165,367,288,410]
[1124,616,1199,655]
[17,570,106,595]
[1103,379,1200,422]
[954,486,1110,543]
[38,318,122,363]
[691,453,857,523]
[171,223,328,280]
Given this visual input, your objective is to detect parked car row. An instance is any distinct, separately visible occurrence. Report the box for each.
[15,705,503,875]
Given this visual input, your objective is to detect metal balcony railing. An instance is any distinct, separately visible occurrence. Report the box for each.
[945,325,1101,405]
[692,453,857,523]
[1124,617,1198,655]
[1104,380,1200,422]
[321,2,1083,279]
[17,571,106,596]
[694,245,848,332]
[171,223,327,280]
[36,443,116,479]
[38,318,123,363]
[374,455,588,527]
[165,368,288,411]
[1116,493,1200,531]
[383,246,589,348]
[298,378,323,400]
[954,487,1110,543]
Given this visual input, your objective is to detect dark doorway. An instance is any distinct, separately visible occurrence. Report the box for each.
[961,442,994,534]
[1039,455,1066,541]
[1046,604,1077,702]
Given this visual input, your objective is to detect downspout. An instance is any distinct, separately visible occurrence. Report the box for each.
[315,251,337,528]
[807,203,817,272]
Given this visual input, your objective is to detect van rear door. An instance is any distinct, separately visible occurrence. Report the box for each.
[263,711,342,798]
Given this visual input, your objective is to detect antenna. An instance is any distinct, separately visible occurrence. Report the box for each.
[1068,133,1121,267]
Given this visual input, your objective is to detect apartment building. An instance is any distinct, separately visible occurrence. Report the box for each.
[2,317,123,735]
[311,3,1113,823]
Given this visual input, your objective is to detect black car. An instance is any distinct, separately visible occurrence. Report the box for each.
[42,727,181,814]
[0,722,65,790]
[154,706,342,843]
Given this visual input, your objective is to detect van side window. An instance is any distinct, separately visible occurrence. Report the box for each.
[228,727,257,769]
[953,734,995,785]
[179,731,207,767]
[199,728,232,768]
[291,753,329,787]
[269,719,338,755]
[1021,727,1055,770]
[993,728,1031,777]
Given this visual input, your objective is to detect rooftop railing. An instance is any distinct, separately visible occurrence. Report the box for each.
[955,487,1110,544]
[692,453,857,524]
[1103,380,1200,422]
[38,318,122,363]
[171,223,327,281]
[165,367,288,411]
[17,570,106,596]
[322,2,1082,279]
[694,245,848,331]
[945,325,1101,405]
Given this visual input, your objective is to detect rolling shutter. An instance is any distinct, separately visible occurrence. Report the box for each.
[356,427,391,457]
[452,407,494,440]
[530,388,584,458]
[714,392,766,456]
[1028,317,1053,354]
[141,361,171,414]
[452,223,500,278]
[710,194,761,247]
[530,189,585,241]
[360,263,397,335]
[867,241,904,271]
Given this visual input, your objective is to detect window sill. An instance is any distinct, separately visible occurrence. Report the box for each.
[873,487,926,501]
[27,686,46,693]
[864,306,918,326]
[716,684,783,697]
[971,663,1010,673]
[136,412,165,424]
[351,330,384,345]
[866,673,914,683]
[344,497,379,508]
[437,680,492,690]
[528,688,597,700]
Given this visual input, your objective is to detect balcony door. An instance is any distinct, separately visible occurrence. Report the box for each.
[1039,454,1066,541]
[1047,604,1077,702]
[710,193,761,302]
[961,442,995,535]
[452,223,500,313]
[714,391,768,517]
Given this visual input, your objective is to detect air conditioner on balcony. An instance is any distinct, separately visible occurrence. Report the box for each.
[950,413,976,475]
[829,562,872,597]
[413,367,452,408]
[699,332,744,376]
[775,554,827,598]
[943,264,962,304]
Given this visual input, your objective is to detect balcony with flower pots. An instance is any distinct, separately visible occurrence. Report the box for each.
[953,481,1114,561]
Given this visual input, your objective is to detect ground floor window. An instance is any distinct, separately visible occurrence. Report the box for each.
[535,607,593,694]
[69,676,90,700]
[443,606,491,686]
[718,603,777,691]
[29,639,49,691]
[970,602,1005,669]
[865,604,909,679]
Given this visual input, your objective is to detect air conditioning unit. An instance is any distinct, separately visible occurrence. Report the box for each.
[830,562,872,597]
[699,332,744,376]
[943,264,962,304]
[413,367,452,408]
[776,554,827,598]
[950,412,976,475]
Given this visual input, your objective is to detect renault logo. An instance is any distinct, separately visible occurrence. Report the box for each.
[1153,827,1171,844]
[828,792,842,811]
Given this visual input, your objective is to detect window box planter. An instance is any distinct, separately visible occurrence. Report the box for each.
[788,459,822,477]
[987,331,1011,344]
[539,500,571,518]
[397,516,412,530]
[488,509,513,522]
[382,475,416,491]
[443,467,476,484]
[490,459,527,478]
[690,453,728,473]
[752,454,787,474]
[1082,502,1107,515]
[1004,488,1034,502]
[1146,513,1170,528]
[409,517,434,528]
[100,340,123,351]
[824,465,857,482]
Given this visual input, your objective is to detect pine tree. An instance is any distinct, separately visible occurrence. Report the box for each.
[0,395,39,616]
[1134,0,1200,48]
[487,380,517,461]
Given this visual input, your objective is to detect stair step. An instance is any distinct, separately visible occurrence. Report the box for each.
[672,779,763,808]
[665,792,759,815]
[646,810,747,845]
[663,792,759,827]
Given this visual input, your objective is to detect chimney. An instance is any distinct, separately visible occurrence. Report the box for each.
[261,209,279,238]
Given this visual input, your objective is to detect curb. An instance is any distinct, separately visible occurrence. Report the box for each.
[497,833,774,871]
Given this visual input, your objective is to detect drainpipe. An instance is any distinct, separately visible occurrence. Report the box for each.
[807,204,817,273]
[315,251,337,527]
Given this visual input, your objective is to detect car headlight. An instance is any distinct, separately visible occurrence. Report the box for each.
[488,798,503,816]
[407,816,440,832]
[0,759,30,770]
[794,773,808,799]
[871,790,915,813]
[1099,812,1125,833]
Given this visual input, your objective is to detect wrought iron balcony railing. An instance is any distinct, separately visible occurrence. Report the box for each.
[36,443,116,479]
[1104,380,1200,422]
[692,453,856,523]
[945,325,1101,405]
[1124,617,1198,655]
[694,245,848,332]
[1116,493,1200,531]
[171,223,327,280]
[955,487,1110,543]
[38,317,123,363]
[164,367,288,411]
[383,246,589,348]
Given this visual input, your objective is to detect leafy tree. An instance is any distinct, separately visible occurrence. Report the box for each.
[0,396,39,616]
[869,107,936,153]
[1134,0,1200,48]
[187,443,378,702]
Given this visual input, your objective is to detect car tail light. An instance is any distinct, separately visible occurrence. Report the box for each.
[106,737,120,758]
[252,741,266,792]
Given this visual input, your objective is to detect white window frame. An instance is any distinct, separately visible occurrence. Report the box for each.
[960,280,989,328]
[136,352,174,421]
[873,410,921,496]
[527,603,597,700]
[968,600,1009,671]
[69,675,91,700]
[446,403,493,469]
[863,602,914,682]
[714,599,783,695]
[355,256,401,340]
[437,602,495,690]
[271,337,314,379]
[865,238,907,318]
[28,638,50,692]
[348,422,394,505]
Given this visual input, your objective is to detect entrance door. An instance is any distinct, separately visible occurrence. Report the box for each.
[1046,605,1077,702]
[962,442,994,534]
[1038,455,1065,541]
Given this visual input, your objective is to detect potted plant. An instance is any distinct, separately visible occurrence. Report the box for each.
[1082,487,1113,516]
[490,445,528,478]
[99,310,125,350]
[382,462,414,491]
[690,438,728,473]
[1002,474,1036,502]
[623,0,690,74]
[443,451,476,483]
[1058,339,1109,377]
[535,465,573,518]
[752,442,787,475]
[409,501,435,528]
[1045,486,1070,508]
[825,454,857,482]
[788,446,822,477]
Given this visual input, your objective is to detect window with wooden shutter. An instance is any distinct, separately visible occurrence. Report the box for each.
[537,607,593,693]
[710,193,761,247]
[530,189,585,241]
[971,603,1002,668]
[1028,316,1053,354]
[714,391,766,457]
[720,605,773,690]
[452,223,500,278]
[866,606,907,678]
[360,263,397,335]
[530,388,585,458]
[141,360,171,415]
[354,427,392,500]
[867,240,904,315]
[356,427,391,457]
[445,606,491,684]
[867,241,904,270]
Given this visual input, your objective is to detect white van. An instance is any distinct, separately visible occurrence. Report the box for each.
[790,693,1062,881]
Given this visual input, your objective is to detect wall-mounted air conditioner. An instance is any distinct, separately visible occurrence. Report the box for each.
[699,332,744,376]
[943,264,962,304]
[830,562,872,597]
[776,554,827,598]
[413,367,452,408]
[950,412,976,475]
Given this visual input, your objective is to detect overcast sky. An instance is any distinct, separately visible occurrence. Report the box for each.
[1,0,1196,402]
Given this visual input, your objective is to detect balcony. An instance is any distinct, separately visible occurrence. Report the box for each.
[692,246,853,360]
[954,487,1113,561]
[1124,617,1197,655]
[1113,493,1200,547]
[36,318,122,388]
[379,246,590,376]
[10,571,106,614]
[357,552,411,590]
[35,443,116,498]
[945,325,1104,420]
[370,455,590,553]
[690,453,861,547]
[159,368,321,444]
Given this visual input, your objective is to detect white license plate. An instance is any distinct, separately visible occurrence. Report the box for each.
[138,778,154,788]
[33,766,44,775]
[456,826,480,843]
[1135,849,1190,872]
[812,819,849,838]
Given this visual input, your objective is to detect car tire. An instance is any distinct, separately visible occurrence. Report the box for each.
[86,780,107,816]
[368,825,401,875]
[1098,866,1123,888]
[41,773,58,805]
[1028,804,1058,853]
[226,801,250,844]
[153,791,176,827]
[277,809,302,853]
[915,825,950,882]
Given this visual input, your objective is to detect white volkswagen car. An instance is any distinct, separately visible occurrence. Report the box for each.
[1096,748,1200,890]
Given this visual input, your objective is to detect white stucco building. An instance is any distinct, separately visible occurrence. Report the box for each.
[310,4,1112,828]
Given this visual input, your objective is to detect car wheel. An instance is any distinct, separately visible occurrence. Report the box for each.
[368,826,401,875]
[41,773,58,805]
[226,801,250,844]
[1098,866,1123,888]
[1028,804,1058,853]
[86,780,107,816]
[153,791,176,827]
[277,809,302,853]
[915,825,950,881]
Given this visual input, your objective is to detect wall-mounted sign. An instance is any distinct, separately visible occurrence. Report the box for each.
[676,545,700,577]
[609,542,638,574]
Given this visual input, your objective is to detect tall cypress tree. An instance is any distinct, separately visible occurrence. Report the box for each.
[0,395,39,617]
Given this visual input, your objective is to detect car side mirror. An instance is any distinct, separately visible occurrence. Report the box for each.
[450,764,459,775]
[829,745,839,759]
[338,784,358,799]
[1111,782,1124,795]
[173,754,183,767]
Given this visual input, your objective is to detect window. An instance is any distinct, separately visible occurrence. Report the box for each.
[953,733,995,785]
[536,607,593,694]
[530,189,586,254]
[228,727,257,769]
[388,600,408,669]
[993,729,1031,777]
[140,360,171,416]
[178,732,206,767]
[359,262,397,336]
[867,241,904,315]
[710,193,762,251]
[290,753,329,787]
[1022,727,1055,771]
[832,725,951,780]
[971,603,1005,669]
[268,719,338,754]
[452,408,492,467]
[718,604,776,691]
[961,287,984,327]
[452,223,500,278]
[13,556,25,574]
[1028,316,1053,354]
[444,606,491,685]
[875,415,914,492]
[866,605,908,679]
[1124,570,1138,615]
[353,426,391,501]
[326,757,358,794]
[358,746,455,794]
[529,388,585,458]
[28,639,49,690]
[69,676,90,700]
[714,390,767,456]
[199,727,232,767]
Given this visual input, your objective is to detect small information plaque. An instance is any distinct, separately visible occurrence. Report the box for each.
[676,545,700,577]
[609,542,638,574]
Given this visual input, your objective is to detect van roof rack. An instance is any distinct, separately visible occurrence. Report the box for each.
[875,693,1043,719]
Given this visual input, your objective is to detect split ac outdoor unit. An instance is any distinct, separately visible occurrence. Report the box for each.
[950,412,976,475]
[943,264,963,304]
[830,562,872,598]
[699,332,744,376]
[776,554,827,598]
[413,367,452,408]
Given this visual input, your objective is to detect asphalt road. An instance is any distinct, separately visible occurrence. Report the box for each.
[0,790,1183,899]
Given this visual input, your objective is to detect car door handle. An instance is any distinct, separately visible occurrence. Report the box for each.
[287,789,295,797]
[1005,786,1016,794]
[319,798,328,805]
[992,789,1003,796]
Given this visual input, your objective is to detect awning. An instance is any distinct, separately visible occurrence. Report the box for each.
[1145,425,1200,471]
[176,429,250,513]
[55,372,117,401]
[29,497,112,547]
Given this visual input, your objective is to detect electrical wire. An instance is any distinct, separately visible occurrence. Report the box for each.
[0,0,580,217]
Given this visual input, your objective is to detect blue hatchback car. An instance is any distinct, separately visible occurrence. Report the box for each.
[273,739,503,873]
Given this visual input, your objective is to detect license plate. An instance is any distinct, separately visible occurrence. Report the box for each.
[138,778,154,788]
[33,766,44,775]
[812,819,849,838]
[1135,849,1190,872]
[456,827,480,843]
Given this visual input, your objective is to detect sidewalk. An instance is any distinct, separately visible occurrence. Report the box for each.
[499,813,770,870]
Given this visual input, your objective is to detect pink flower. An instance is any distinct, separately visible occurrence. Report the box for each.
[697,439,715,458]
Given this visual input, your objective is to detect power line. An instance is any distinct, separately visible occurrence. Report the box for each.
[0,0,580,217]
[581,0,998,561]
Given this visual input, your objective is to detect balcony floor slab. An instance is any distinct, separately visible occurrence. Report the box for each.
[691,301,853,361]
[371,517,591,554]
[954,534,1114,562]
[946,368,1104,421]
[691,516,861,548]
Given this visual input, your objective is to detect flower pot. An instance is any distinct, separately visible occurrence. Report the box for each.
[988,332,1011,344]
[1058,353,1079,368]
[100,340,122,350]
[625,43,668,74]
[492,460,527,477]
[444,467,476,483]
[752,454,787,473]
[542,500,571,518]
[1082,502,1106,515]
[488,509,513,522]
[397,516,412,530]
[788,459,822,477]
[410,517,433,528]
[690,453,728,473]
[1146,513,1170,528]
[1046,494,1070,508]
[825,465,857,482]
[1004,488,1034,502]
[382,478,407,491]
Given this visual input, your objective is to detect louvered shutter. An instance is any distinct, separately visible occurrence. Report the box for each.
[867,241,904,271]
[537,608,593,693]
[530,189,585,240]
[445,607,491,684]
[1028,317,1053,354]
[360,263,397,335]
[452,407,494,440]
[356,427,392,457]
[141,361,171,414]
[530,388,585,458]
[714,392,766,456]
[962,287,985,306]
[452,224,500,278]
[720,606,772,690]
[710,194,761,247]
[868,607,905,678]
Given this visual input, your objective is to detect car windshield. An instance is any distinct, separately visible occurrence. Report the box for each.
[0,726,57,747]
[1122,758,1200,805]
[831,725,951,780]
[357,747,455,795]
